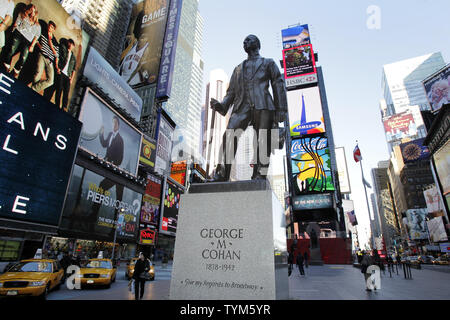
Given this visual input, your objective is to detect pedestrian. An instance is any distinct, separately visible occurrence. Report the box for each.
[296,252,305,276]
[303,251,309,268]
[132,252,149,300]
[288,251,294,276]
[361,252,373,291]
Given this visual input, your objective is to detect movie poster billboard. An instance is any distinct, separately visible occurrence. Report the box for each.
[0,72,81,226]
[405,208,429,240]
[78,89,142,176]
[120,0,170,88]
[400,138,430,163]
[335,147,351,194]
[60,165,142,240]
[426,216,448,243]
[2,0,84,110]
[140,173,162,226]
[423,64,450,112]
[383,112,416,143]
[282,24,310,49]
[160,178,183,235]
[139,135,157,169]
[291,136,335,194]
[287,87,325,137]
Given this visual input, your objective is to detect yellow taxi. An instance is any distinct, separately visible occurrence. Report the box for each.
[77,258,117,288]
[0,259,64,299]
[125,258,155,281]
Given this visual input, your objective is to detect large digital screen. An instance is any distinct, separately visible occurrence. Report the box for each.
[292,193,333,211]
[140,173,162,226]
[60,165,142,240]
[120,0,170,88]
[170,161,187,187]
[291,136,335,194]
[160,178,183,235]
[78,89,142,176]
[287,87,325,137]
[383,111,417,143]
[0,73,81,226]
[3,0,84,110]
[283,44,316,79]
[422,64,450,112]
[399,138,430,163]
[282,24,310,49]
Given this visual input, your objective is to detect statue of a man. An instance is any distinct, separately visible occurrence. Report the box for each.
[210,35,288,181]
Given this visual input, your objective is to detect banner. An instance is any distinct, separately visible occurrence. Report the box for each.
[120,0,170,89]
[282,24,310,49]
[78,89,142,176]
[0,72,81,226]
[140,173,162,226]
[291,136,335,194]
[422,64,450,112]
[400,138,430,163]
[3,0,84,110]
[405,209,428,240]
[287,87,325,137]
[60,165,142,240]
[83,48,143,122]
[160,178,183,235]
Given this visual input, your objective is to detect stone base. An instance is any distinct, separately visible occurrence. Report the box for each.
[309,248,324,266]
[169,180,289,300]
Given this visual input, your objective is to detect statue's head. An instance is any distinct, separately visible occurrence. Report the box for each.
[243,35,261,53]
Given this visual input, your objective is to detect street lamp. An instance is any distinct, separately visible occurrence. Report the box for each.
[111,208,125,262]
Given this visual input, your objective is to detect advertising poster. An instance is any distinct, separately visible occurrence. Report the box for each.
[120,0,170,88]
[78,89,142,176]
[383,112,416,143]
[400,138,430,163]
[287,87,325,137]
[335,147,351,194]
[0,72,81,226]
[423,64,450,112]
[154,111,175,175]
[160,178,183,235]
[423,187,444,214]
[426,217,448,243]
[170,161,187,186]
[83,48,143,122]
[283,44,316,79]
[405,208,429,240]
[3,0,84,110]
[140,173,162,226]
[139,135,157,169]
[60,165,142,240]
[292,193,333,211]
[433,140,450,196]
[291,136,335,194]
[282,24,310,49]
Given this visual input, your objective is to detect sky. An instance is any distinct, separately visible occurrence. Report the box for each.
[197,0,450,248]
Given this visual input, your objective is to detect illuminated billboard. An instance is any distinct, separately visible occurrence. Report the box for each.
[3,0,84,110]
[335,147,351,194]
[283,44,316,79]
[170,161,187,186]
[383,111,417,143]
[282,24,310,49]
[399,138,430,163]
[120,0,170,88]
[160,178,184,235]
[422,64,450,112]
[0,72,81,226]
[140,173,162,226]
[292,193,333,211]
[291,136,335,194]
[154,110,175,175]
[287,87,325,137]
[139,135,157,169]
[60,165,142,240]
[78,89,142,176]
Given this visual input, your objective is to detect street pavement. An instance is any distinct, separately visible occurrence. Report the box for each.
[41,263,449,300]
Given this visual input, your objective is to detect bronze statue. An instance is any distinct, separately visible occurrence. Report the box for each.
[210,35,288,181]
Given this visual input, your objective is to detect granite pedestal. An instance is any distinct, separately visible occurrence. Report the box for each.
[169,180,289,300]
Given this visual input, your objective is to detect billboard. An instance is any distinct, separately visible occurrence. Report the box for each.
[160,178,183,235]
[382,112,416,143]
[283,44,316,79]
[120,0,170,88]
[400,138,430,163]
[83,48,143,122]
[170,160,187,186]
[287,87,325,137]
[423,187,444,214]
[405,208,428,240]
[156,0,183,100]
[0,72,81,226]
[423,64,450,112]
[154,110,175,175]
[291,136,335,194]
[60,165,142,240]
[282,24,310,49]
[139,135,157,169]
[426,216,448,243]
[335,147,351,194]
[140,173,162,226]
[78,89,142,176]
[433,140,450,196]
[292,193,333,211]
[3,0,84,110]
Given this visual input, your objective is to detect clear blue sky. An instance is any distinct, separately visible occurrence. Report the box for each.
[197,0,450,247]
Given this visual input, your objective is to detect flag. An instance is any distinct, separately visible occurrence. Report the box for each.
[363,177,372,189]
[353,144,362,162]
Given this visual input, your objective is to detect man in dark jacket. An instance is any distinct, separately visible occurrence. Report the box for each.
[133,252,149,300]
[296,253,305,276]
[54,38,76,111]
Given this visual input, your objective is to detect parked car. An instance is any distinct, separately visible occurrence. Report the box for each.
[125,258,155,281]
